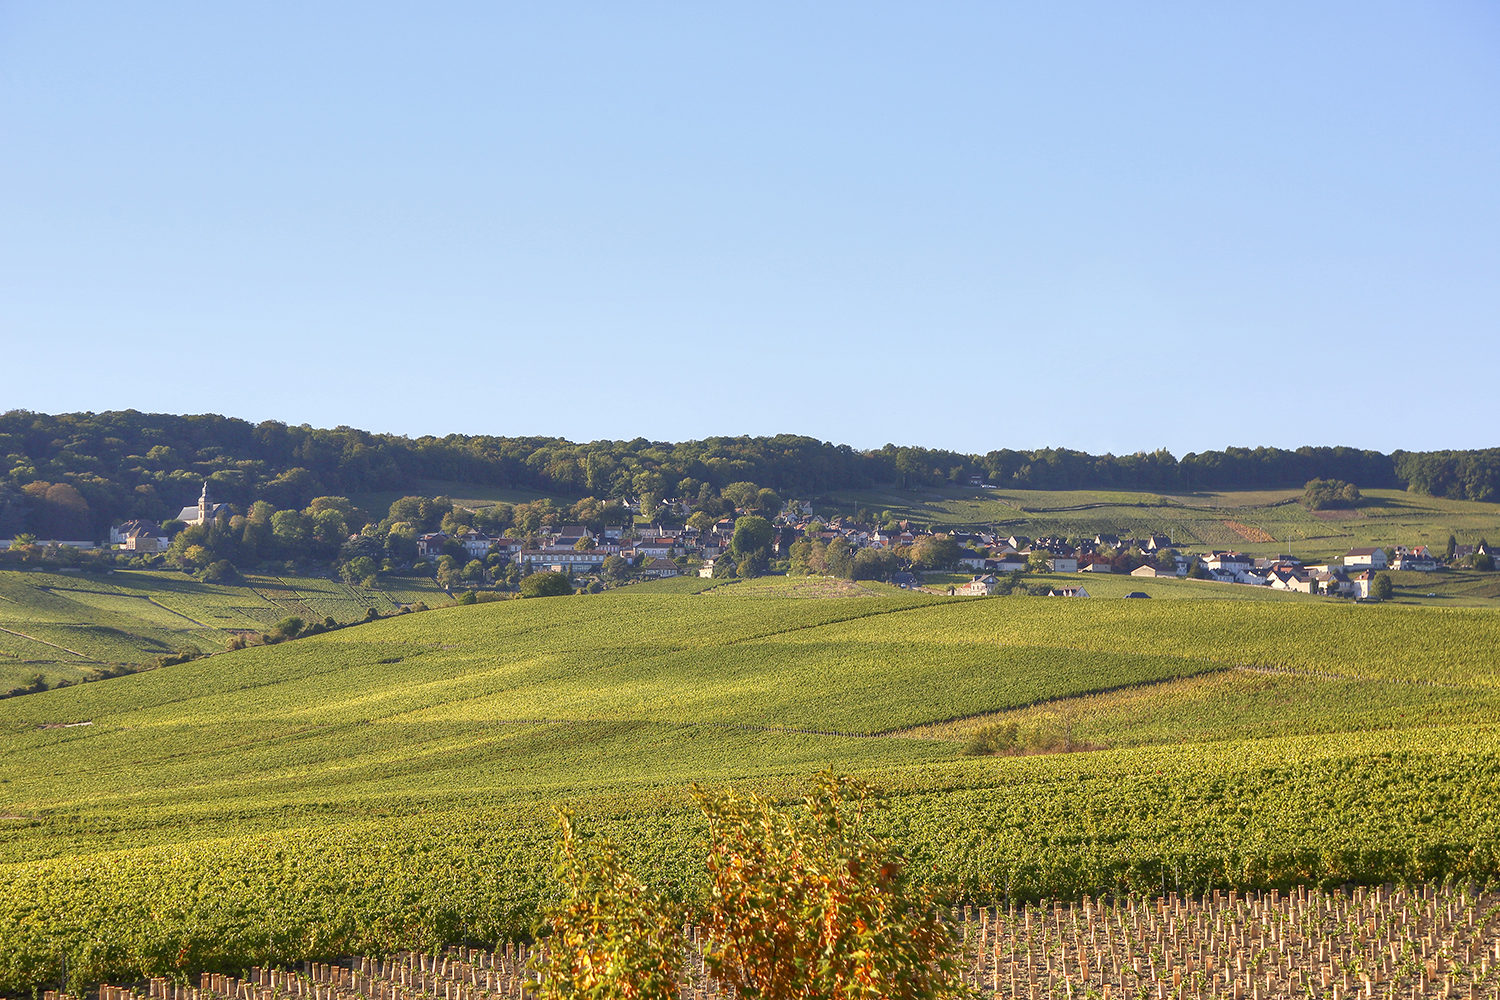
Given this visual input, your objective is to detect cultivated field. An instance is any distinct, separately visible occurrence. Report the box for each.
[831,486,1500,564]
[1,580,1498,988]
[0,569,449,694]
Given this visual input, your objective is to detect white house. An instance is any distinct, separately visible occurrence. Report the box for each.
[1048,555,1079,573]
[1202,551,1252,575]
[417,532,449,560]
[640,557,680,578]
[1047,586,1090,598]
[519,548,608,573]
[1343,547,1388,570]
[1393,550,1437,572]
[1349,570,1373,599]
[111,519,169,553]
[1267,568,1314,593]
[120,522,168,553]
[955,574,1000,596]
[458,531,493,558]
[632,538,676,559]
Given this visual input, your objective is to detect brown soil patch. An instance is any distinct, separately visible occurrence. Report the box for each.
[1223,519,1276,543]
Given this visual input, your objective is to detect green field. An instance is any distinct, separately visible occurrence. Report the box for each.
[1,577,1499,987]
[832,485,1500,563]
[0,569,450,694]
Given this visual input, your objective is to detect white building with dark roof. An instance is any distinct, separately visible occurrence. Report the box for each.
[1342,547,1388,569]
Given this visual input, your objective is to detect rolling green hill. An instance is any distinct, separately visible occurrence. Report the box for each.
[833,485,1500,562]
[0,569,450,695]
[2,579,1499,987]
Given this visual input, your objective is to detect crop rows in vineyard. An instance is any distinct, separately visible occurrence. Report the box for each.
[5,590,1500,989]
[17,885,1497,1000]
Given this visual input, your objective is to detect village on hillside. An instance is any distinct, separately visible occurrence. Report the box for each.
[360,497,1497,600]
[4,480,1496,601]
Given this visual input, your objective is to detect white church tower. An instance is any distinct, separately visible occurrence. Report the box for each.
[176,480,225,526]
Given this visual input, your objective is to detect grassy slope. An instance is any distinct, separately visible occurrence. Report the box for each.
[0,569,449,693]
[1,579,1499,985]
[832,485,1500,564]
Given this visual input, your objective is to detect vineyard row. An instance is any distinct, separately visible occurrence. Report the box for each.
[16,883,1500,1000]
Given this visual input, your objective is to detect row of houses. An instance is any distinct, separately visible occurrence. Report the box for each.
[948,575,1096,598]
[416,526,685,578]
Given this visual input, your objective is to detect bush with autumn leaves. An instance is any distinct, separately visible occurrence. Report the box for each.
[531,774,969,1000]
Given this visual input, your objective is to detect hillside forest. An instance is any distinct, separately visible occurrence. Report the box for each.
[4,411,1499,547]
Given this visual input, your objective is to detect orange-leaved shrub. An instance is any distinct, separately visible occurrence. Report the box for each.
[530,811,683,1000]
[694,774,968,1000]
[533,775,967,999]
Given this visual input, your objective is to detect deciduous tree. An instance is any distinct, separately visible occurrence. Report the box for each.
[520,570,573,597]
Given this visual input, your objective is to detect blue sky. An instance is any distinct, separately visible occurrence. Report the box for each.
[2,3,1497,456]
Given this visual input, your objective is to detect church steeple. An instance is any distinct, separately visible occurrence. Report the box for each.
[198,480,210,522]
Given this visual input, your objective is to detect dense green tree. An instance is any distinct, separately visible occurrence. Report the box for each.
[754,487,782,515]
[601,554,628,583]
[851,547,899,581]
[825,537,854,578]
[520,570,573,597]
[730,515,773,559]
[734,549,768,578]
[436,555,462,590]
[1302,478,1362,510]
[310,508,349,551]
[199,559,237,583]
[472,503,514,534]
[910,533,959,570]
[259,467,321,510]
[1370,572,1394,600]
[787,537,814,575]
[270,510,310,553]
[341,555,378,585]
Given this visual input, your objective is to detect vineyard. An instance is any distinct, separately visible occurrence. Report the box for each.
[14,885,1499,999]
[829,485,1500,564]
[0,569,448,693]
[2,585,1500,989]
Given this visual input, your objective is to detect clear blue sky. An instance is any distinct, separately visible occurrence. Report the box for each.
[3,3,1497,456]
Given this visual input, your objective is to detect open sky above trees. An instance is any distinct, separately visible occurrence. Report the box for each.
[2,3,1497,454]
